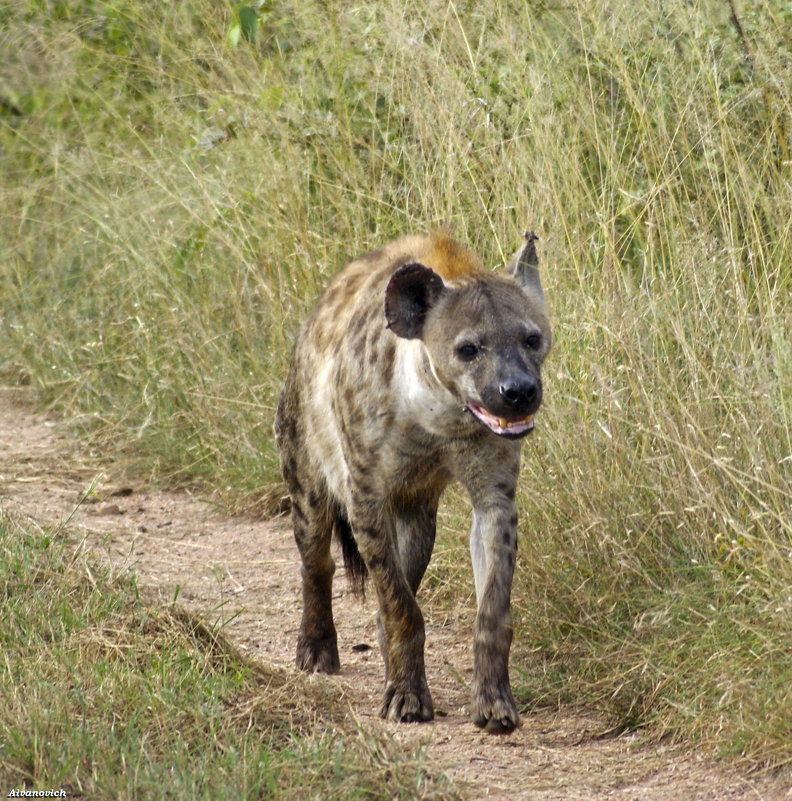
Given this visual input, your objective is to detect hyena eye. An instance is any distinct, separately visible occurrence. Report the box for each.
[524,333,542,351]
[456,342,479,361]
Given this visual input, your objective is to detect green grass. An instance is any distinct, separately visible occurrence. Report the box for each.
[1,0,791,775]
[0,510,461,799]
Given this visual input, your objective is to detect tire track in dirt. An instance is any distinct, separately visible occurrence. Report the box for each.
[1,388,788,801]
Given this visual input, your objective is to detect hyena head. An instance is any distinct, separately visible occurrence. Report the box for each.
[385,232,551,438]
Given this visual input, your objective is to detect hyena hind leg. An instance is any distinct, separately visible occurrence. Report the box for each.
[291,488,340,674]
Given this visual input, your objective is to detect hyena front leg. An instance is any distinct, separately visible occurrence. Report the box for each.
[469,500,520,732]
[351,504,434,723]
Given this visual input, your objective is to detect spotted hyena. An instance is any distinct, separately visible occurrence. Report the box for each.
[274,230,551,733]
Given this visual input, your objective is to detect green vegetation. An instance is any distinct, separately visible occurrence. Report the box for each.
[1,0,791,777]
[0,510,459,798]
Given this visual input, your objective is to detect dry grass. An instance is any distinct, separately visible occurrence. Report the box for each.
[0,509,462,799]
[1,0,791,774]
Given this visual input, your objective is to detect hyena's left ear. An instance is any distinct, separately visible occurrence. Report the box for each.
[506,230,545,306]
[385,262,446,339]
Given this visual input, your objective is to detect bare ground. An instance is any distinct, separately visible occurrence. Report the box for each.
[1,387,790,801]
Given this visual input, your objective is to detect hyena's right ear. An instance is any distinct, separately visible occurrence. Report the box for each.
[506,230,545,307]
[385,262,445,339]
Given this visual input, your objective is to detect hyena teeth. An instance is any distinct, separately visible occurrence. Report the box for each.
[468,403,534,435]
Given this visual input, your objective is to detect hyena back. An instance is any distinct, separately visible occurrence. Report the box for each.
[274,231,551,733]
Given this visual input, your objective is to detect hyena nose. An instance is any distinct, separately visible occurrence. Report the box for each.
[499,376,539,413]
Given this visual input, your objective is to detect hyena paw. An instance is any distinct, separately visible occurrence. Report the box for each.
[471,683,520,734]
[296,633,340,674]
[379,679,434,723]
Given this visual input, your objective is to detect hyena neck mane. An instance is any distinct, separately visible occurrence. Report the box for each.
[422,233,485,282]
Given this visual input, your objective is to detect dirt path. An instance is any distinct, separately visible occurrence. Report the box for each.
[1,387,789,801]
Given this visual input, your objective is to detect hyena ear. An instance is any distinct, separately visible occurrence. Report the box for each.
[506,230,545,306]
[384,262,446,339]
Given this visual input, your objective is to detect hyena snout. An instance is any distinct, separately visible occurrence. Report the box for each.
[499,374,541,415]
[472,371,543,437]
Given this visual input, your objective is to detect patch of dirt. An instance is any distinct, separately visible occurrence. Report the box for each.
[1,387,789,801]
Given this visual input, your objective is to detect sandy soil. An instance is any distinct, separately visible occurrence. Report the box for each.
[1,387,789,801]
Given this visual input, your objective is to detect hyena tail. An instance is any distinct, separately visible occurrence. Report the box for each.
[333,505,368,596]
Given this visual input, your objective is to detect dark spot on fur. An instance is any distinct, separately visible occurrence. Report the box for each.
[277,412,298,442]
[350,311,369,333]
[292,527,307,547]
[344,272,364,295]
[308,491,321,509]
[346,451,369,477]
[352,331,367,360]
[366,553,386,572]
[284,457,303,495]
[367,303,382,324]
[347,405,365,428]
[351,480,377,505]
[340,385,366,431]
[381,338,396,385]
[496,480,516,500]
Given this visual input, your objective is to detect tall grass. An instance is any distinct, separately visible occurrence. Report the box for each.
[2,0,791,771]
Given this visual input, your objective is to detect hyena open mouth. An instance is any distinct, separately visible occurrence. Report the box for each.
[466,402,535,438]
